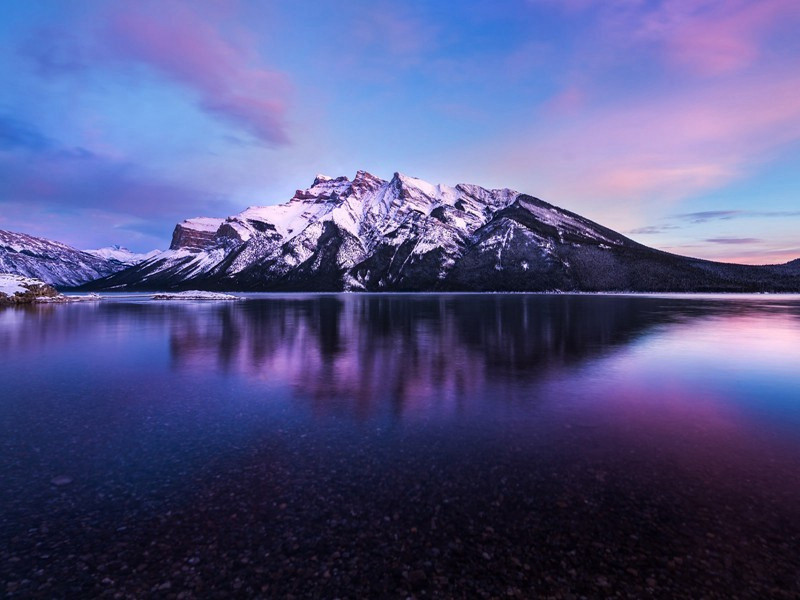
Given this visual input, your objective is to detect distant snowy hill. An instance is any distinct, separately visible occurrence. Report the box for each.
[83,171,800,293]
[0,230,150,287]
[85,245,161,265]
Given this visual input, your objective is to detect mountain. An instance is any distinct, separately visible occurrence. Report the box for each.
[80,171,800,292]
[85,245,161,265]
[0,230,148,287]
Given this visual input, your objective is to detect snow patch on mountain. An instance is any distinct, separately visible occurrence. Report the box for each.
[86,245,161,264]
[185,217,224,232]
[515,196,619,245]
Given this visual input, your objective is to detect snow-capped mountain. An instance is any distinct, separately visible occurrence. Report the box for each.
[83,171,800,292]
[85,245,161,265]
[0,230,139,287]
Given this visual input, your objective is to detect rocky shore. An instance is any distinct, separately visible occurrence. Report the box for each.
[0,273,102,305]
[0,274,60,305]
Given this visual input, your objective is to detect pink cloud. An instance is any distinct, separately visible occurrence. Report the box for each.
[662,244,800,266]
[483,3,800,224]
[476,64,800,244]
[532,0,800,76]
[636,0,800,75]
[104,0,290,144]
[554,70,796,178]
[542,85,586,116]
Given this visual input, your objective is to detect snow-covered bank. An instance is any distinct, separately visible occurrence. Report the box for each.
[1,277,237,304]
[0,274,59,304]
[37,293,103,303]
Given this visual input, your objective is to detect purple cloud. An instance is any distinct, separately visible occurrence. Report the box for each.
[675,210,742,223]
[636,0,800,76]
[675,210,800,223]
[482,1,800,238]
[0,115,53,152]
[531,0,800,76]
[103,1,290,145]
[0,115,231,249]
[705,237,762,245]
[626,225,681,235]
[22,0,290,145]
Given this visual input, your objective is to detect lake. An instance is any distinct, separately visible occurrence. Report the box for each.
[2,294,800,598]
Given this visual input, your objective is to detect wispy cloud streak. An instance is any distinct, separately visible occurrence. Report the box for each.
[675,210,800,223]
[103,1,290,145]
[704,237,761,245]
[23,0,291,145]
[496,0,800,222]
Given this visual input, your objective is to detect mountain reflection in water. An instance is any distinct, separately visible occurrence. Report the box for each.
[2,294,800,598]
[163,294,800,421]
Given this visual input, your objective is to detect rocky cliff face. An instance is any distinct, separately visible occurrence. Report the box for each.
[81,172,800,293]
[170,218,224,251]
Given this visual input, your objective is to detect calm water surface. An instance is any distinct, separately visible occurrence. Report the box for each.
[2,294,800,598]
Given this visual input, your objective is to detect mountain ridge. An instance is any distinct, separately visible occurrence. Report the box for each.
[77,171,800,293]
[85,245,161,265]
[0,230,147,287]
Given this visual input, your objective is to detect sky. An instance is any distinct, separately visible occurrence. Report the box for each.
[0,0,799,263]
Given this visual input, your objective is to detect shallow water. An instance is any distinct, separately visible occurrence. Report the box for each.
[2,294,800,598]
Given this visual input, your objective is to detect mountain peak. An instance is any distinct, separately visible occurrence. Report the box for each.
[351,170,385,195]
[389,172,446,201]
[353,170,381,182]
[85,245,162,265]
[311,174,350,188]
[312,174,333,186]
